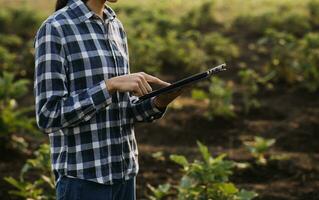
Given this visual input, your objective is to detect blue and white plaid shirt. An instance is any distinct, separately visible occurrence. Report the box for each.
[34,0,165,185]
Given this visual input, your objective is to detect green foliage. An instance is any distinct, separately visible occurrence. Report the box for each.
[193,77,235,120]
[0,8,42,38]
[233,11,311,37]
[21,144,53,179]
[232,13,271,37]
[238,69,260,114]
[116,2,238,78]
[0,8,41,77]
[0,72,33,133]
[258,29,300,84]
[148,141,258,200]
[0,8,41,153]
[244,136,276,165]
[0,72,36,152]
[308,0,319,27]
[158,31,208,76]
[200,33,239,65]
[0,100,35,152]
[191,89,208,101]
[4,144,55,200]
[0,34,22,48]
[0,71,29,101]
[147,183,171,200]
[238,69,275,114]
[258,29,319,92]
[181,1,219,32]
[191,77,235,120]
[297,33,319,92]
[0,45,15,70]
[278,13,311,37]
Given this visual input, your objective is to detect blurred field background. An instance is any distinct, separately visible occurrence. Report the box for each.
[0,0,318,200]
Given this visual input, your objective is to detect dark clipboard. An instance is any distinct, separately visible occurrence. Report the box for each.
[136,63,227,103]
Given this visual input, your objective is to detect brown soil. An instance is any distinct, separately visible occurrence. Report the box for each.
[135,88,319,200]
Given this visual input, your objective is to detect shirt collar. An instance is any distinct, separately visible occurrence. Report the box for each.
[68,0,116,22]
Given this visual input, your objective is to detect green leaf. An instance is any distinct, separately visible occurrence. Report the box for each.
[196,141,211,163]
[180,175,193,189]
[158,183,171,193]
[4,177,24,190]
[147,183,170,199]
[170,155,189,167]
[41,175,54,189]
[218,183,238,194]
[238,189,258,200]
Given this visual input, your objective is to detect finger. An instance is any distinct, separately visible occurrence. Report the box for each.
[137,79,149,95]
[133,86,144,97]
[142,73,170,87]
[140,75,153,93]
[131,82,144,97]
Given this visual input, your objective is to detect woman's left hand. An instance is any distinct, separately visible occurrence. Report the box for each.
[153,86,188,108]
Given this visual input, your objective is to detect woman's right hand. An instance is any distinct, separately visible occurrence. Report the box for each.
[105,72,170,97]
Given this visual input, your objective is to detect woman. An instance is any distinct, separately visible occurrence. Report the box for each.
[34,0,182,199]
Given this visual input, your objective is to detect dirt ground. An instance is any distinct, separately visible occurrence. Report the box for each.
[135,88,319,200]
[0,87,318,200]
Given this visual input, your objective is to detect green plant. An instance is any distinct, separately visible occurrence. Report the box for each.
[238,68,275,114]
[244,136,276,165]
[233,10,311,38]
[258,29,319,92]
[147,183,171,200]
[200,33,239,65]
[0,72,36,152]
[181,1,219,32]
[258,29,300,84]
[0,8,41,77]
[157,30,208,77]
[0,8,42,38]
[208,78,235,119]
[297,32,319,92]
[192,77,235,120]
[148,141,257,200]
[308,0,319,28]
[238,69,261,114]
[4,144,55,200]
[0,45,15,70]
[0,34,22,48]
[0,72,34,132]
[0,71,29,102]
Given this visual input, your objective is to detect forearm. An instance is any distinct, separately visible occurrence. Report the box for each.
[36,81,112,133]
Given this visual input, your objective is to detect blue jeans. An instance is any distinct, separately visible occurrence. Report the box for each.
[56,176,136,200]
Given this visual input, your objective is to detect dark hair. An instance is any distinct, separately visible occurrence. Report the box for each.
[55,0,89,11]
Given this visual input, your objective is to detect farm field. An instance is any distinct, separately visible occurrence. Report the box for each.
[0,0,318,199]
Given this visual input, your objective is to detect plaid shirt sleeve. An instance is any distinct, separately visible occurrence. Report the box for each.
[128,96,166,122]
[34,22,112,134]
